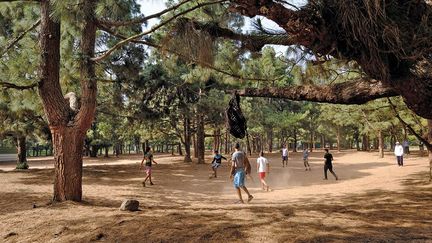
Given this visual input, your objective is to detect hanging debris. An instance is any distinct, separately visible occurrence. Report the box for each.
[225,93,247,139]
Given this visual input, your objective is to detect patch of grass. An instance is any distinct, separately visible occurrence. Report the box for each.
[16,162,29,170]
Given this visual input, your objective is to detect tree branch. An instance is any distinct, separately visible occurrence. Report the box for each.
[97,24,278,82]
[387,98,432,150]
[0,81,37,90]
[238,79,399,105]
[1,18,41,58]
[92,0,226,62]
[180,18,296,52]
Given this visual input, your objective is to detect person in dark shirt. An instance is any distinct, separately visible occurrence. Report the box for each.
[323,149,338,180]
[210,150,227,178]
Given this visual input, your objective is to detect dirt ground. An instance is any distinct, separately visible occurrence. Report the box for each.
[0,150,431,243]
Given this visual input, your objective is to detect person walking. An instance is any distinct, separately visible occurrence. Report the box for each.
[303,148,311,171]
[394,141,404,166]
[230,143,253,204]
[281,145,288,167]
[256,151,270,191]
[323,149,338,180]
[140,146,158,187]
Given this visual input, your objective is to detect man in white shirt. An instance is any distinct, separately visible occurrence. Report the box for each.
[281,145,288,167]
[394,141,404,166]
[256,151,270,191]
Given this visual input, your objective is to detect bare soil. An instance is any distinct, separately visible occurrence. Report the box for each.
[0,150,431,242]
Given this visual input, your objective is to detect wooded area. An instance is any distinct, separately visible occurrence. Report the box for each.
[0,0,431,208]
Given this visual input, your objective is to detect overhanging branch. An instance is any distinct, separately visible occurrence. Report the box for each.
[98,24,278,82]
[0,81,37,90]
[92,0,226,62]
[238,79,399,105]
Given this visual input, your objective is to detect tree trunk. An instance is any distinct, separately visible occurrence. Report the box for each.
[196,114,205,164]
[427,120,432,181]
[378,130,384,158]
[362,135,368,151]
[183,118,192,162]
[38,0,97,202]
[104,146,109,157]
[224,128,229,154]
[178,142,183,156]
[267,128,273,152]
[292,128,297,152]
[193,134,198,158]
[16,135,27,164]
[336,126,341,152]
[52,128,85,202]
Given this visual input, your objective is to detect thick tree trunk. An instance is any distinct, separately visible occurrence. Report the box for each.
[16,135,27,164]
[196,114,205,164]
[38,0,97,202]
[104,147,109,157]
[52,128,85,202]
[378,130,384,158]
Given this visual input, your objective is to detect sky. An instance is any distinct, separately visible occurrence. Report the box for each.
[137,0,308,55]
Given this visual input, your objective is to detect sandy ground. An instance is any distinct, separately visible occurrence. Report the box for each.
[0,150,431,242]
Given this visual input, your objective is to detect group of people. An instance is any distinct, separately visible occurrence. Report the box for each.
[139,140,409,204]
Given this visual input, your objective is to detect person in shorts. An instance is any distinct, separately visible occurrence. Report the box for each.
[140,146,158,187]
[210,150,227,178]
[256,151,270,191]
[230,143,253,204]
[303,148,311,171]
[281,145,288,167]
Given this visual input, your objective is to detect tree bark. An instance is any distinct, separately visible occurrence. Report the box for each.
[239,80,398,105]
[224,128,229,154]
[196,114,205,163]
[292,128,297,152]
[37,0,97,202]
[16,135,27,164]
[267,128,273,152]
[52,128,85,202]
[183,118,192,162]
[336,126,341,152]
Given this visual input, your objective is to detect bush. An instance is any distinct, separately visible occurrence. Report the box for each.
[16,162,29,170]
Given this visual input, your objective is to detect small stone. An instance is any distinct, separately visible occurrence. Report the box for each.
[119,199,139,211]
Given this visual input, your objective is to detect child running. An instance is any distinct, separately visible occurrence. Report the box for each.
[303,148,311,171]
[140,146,158,187]
[256,151,270,191]
[210,150,227,178]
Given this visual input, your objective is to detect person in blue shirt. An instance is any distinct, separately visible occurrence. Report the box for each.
[210,150,227,178]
